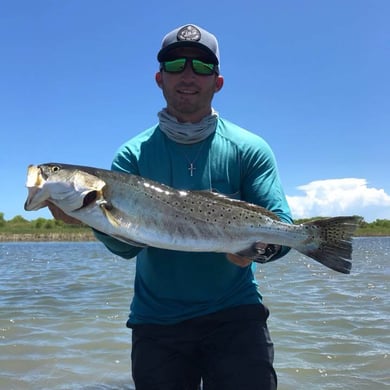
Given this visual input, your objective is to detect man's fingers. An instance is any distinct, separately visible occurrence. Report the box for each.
[226,253,252,267]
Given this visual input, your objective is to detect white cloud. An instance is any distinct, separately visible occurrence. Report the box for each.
[286,178,390,222]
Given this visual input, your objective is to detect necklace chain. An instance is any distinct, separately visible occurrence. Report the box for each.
[181,142,206,176]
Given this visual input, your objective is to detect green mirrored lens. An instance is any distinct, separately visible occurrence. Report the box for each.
[162,58,215,75]
[192,60,215,75]
[163,58,187,73]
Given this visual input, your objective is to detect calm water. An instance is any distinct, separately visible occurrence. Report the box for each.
[0,238,389,390]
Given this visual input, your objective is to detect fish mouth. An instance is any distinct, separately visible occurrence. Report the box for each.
[24,187,46,211]
[24,165,48,211]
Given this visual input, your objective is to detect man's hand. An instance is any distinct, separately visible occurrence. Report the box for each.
[46,201,83,225]
[226,242,281,267]
[226,253,253,267]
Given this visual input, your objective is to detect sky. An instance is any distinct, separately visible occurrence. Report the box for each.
[1,0,389,222]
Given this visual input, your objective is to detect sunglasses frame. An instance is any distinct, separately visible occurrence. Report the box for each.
[160,57,218,76]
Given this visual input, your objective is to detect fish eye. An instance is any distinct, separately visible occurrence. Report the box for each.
[51,165,61,173]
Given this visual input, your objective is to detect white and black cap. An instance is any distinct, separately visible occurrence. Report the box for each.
[157,24,220,66]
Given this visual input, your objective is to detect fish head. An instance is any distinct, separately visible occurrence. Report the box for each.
[24,163,106,213]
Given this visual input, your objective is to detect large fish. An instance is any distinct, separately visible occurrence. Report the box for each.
[24,163,361,274]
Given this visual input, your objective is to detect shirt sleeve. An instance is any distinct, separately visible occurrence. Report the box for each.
[240,138,293,259]
[93,229,143,259]
[92,143,144,259]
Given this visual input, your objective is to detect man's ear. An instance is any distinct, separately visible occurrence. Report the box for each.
[155,72,163,88]
[215,75,224,92]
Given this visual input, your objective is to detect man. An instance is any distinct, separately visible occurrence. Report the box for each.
[52,24,292,389]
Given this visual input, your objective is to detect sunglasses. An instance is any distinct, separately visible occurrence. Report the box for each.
[160,57,217,76]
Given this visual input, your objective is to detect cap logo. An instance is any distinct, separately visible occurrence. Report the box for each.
[177,25,201,42]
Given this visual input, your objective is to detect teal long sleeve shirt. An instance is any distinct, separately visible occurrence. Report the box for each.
[94,118,292,325]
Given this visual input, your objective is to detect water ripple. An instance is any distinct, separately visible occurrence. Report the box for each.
[1,238,389,389]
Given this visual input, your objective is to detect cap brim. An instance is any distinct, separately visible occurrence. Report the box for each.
[157,41,219,64]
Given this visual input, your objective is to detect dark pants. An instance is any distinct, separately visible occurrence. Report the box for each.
[129,304,277,390]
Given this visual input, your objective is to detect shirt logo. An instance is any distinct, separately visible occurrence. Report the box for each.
[177,25,201,42]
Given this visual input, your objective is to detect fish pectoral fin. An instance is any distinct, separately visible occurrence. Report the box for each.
[98,202,147,248]
[99,201,121,228]
[111,234,147,248]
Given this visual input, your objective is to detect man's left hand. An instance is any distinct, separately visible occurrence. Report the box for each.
[226,253,253,267]
[226,242,281,267]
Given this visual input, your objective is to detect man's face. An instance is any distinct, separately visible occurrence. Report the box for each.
[155,47,224,123]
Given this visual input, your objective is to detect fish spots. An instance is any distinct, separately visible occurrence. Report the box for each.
[302,222,319,240]
[138,182,275,230]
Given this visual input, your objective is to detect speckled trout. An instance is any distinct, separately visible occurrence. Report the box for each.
[24,163,361,273]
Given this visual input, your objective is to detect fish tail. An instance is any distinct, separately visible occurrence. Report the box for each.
[297,216,362,274]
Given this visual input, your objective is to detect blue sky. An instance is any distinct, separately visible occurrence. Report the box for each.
[1,0,389,222]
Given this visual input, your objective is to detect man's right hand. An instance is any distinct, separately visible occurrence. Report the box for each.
[46,202,83,225]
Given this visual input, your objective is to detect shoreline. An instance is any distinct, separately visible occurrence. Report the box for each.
[0,232,96,242]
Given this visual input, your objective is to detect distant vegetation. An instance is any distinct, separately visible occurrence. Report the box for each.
[0,213,94,241]
[0,213,389,241]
